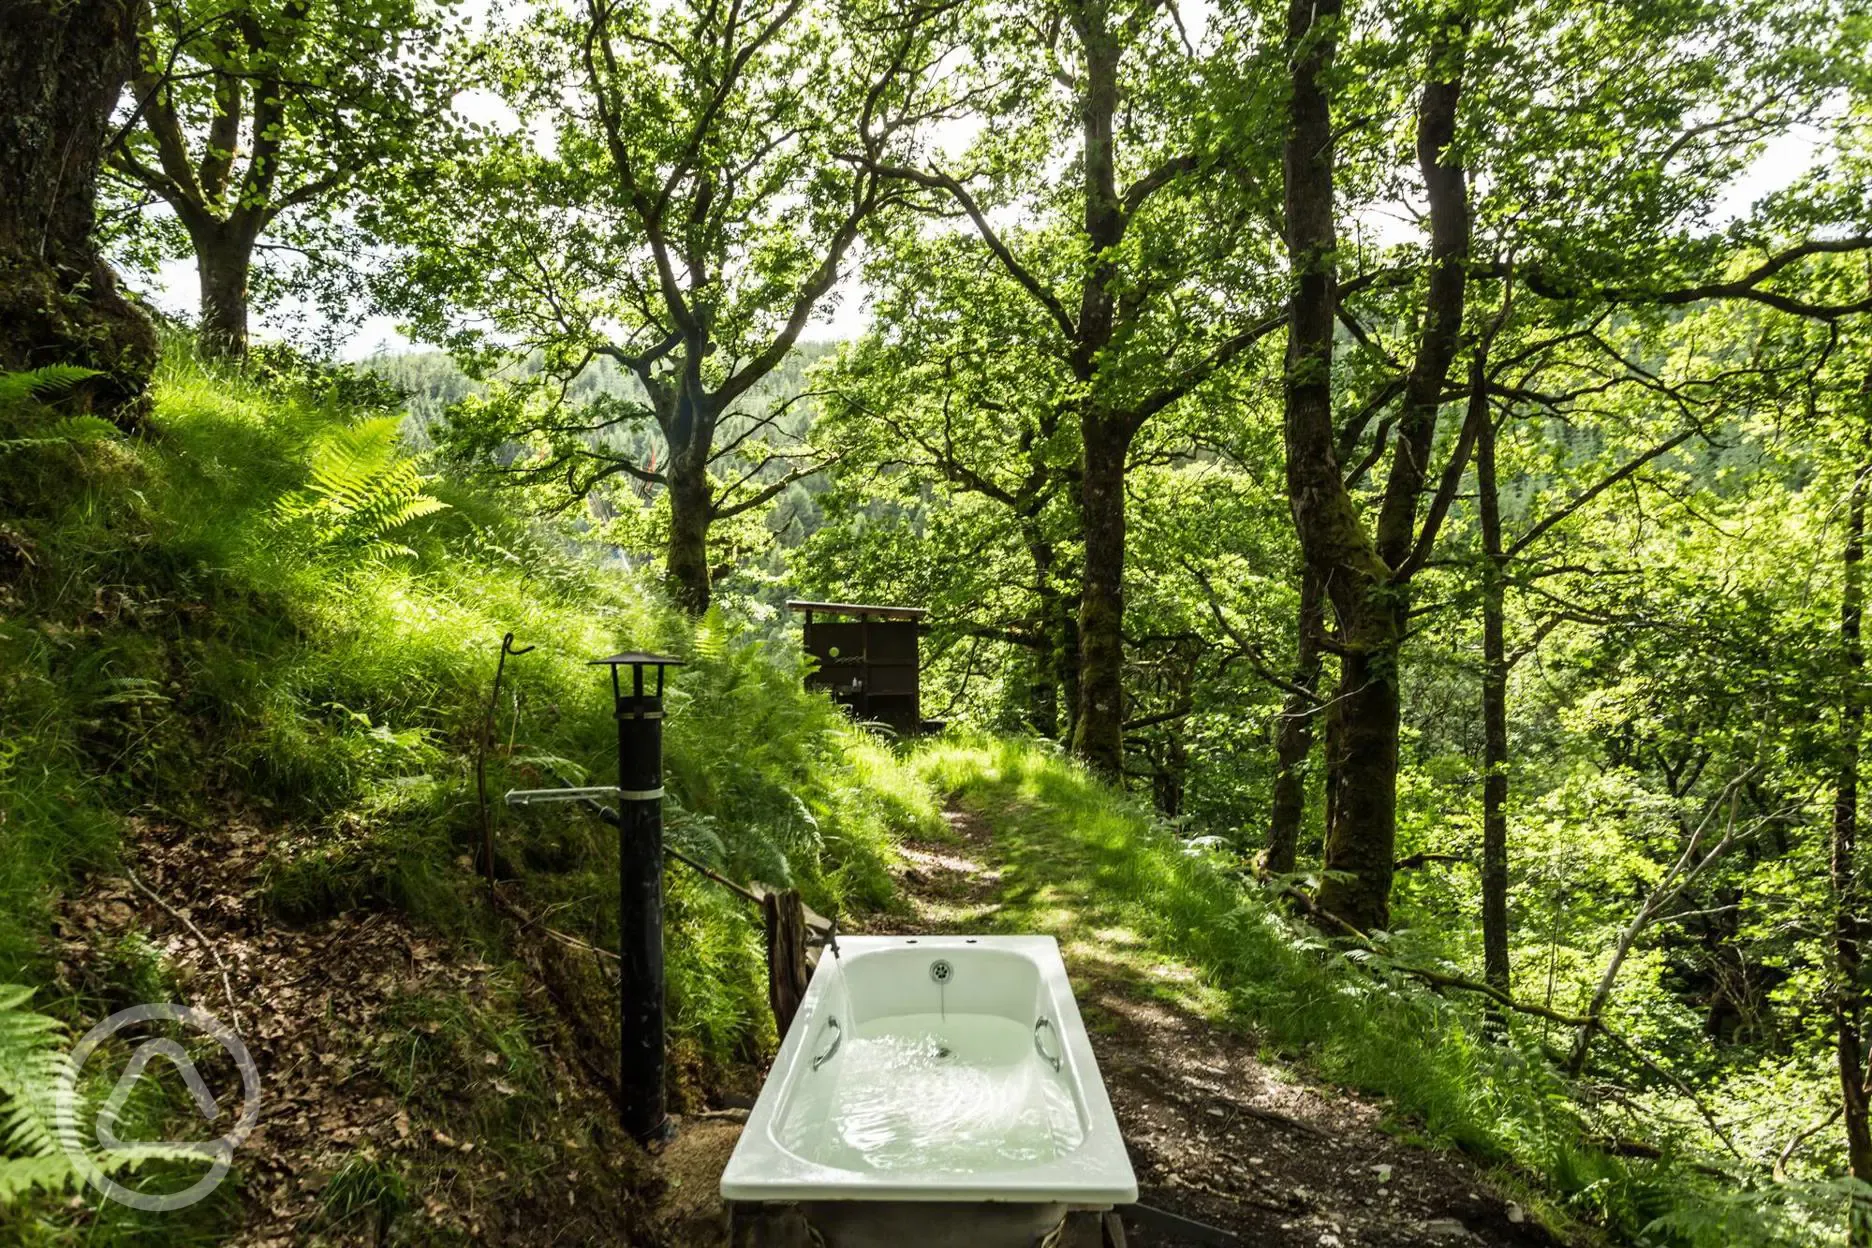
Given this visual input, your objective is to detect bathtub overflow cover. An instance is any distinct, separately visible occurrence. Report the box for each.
[929,959,953,985]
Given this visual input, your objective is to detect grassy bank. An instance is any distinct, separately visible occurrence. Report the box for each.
[0,345,939,1237]
[911,735,1840,1248]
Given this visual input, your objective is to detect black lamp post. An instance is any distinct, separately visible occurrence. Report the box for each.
[590,651,683,1143]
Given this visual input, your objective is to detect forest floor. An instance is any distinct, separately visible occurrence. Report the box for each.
[58,798,1575,1246]
[863,805,1573,1248]
[54,811,653,1245]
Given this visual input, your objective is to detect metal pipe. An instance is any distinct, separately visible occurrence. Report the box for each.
[476,633,533,896]
[614,660,671,1143]
[503,785,622,807]
[533,767,764,906]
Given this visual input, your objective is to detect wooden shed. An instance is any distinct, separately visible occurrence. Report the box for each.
[786,600,930,736]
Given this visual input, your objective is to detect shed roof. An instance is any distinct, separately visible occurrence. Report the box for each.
[785,599,928,621]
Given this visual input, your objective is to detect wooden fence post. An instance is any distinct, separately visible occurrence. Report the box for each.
[764,888,811,1038]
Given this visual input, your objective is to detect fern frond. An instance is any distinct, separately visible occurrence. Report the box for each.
[0,985,76,1204]
[274,417,449,558]
[0,1154,78,1203]
[0,415,121,454]
[695,606,732,660]
[0,985,67,1161]
[0,988,237,1207]
[306,418,403,509]
[0,366,100,406]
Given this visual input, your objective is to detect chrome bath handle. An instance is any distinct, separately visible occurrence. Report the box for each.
[1034,1017,1062,1072]
[812,1017,842,1071]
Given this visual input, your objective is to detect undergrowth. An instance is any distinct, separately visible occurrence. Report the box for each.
[911,734,1851,1248]
[0,341,941,1235]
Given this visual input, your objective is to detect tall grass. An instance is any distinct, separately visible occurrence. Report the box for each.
[912,734,1838,1247]
[0,340,939,1067]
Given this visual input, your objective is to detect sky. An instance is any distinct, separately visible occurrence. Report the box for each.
[124,16,1832,364]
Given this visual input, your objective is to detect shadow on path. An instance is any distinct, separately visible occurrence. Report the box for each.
[882,805,1567,1248]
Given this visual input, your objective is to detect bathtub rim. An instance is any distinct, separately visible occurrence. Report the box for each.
[719,934,1138,1205]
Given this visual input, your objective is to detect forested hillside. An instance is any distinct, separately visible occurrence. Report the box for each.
[3,0,1872,1244]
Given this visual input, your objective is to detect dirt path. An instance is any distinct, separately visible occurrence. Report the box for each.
[883,809,1569,1248]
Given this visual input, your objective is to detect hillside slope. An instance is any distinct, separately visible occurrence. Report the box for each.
[0,349,1825,1247]
[0,346,936,1243]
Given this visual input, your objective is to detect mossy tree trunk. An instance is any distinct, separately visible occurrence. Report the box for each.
[1065,16,1130,780]
[1023,529,1078,742]
[1072,408,1130,776]
[1476,369,1512,994]
[1318,599,1407,928]
[1266,565,1323,874]
[0,0,157,409]
[1281,0,1474,932]
[191,221,258,357]
[664,429,715,617]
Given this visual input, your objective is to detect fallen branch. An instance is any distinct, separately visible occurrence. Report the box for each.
[1586,1135,1732,1179]
[1271,877,1750,1164]
[125,862,244,1033]
[1774,1106,1843,1180]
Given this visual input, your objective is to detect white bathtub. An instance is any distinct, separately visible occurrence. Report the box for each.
[720,935,1136,1215]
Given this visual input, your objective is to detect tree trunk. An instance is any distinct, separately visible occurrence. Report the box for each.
[1055,594,1081,746]
[1065,11,1129,780]
[1476,367,1511,994]
[194,226,255,358]
[1267,565,1323,874]
[665,449,713,615]
[1072,411,1128,777]
[1278,1,1472,934]
[1280,0,1400,928]
[0,0,157,409]
[657,375,716,616]
[1835,455,1872,1242]
[1026,653,1060,739]
[1317,604,1404,930]
[1322,663,1341,852]
[1153,733,1186,818]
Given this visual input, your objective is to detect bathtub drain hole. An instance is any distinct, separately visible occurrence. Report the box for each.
[929,958,953,985]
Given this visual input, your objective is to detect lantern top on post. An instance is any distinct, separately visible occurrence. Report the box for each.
[589,652,685,669]
[590,652,684,700]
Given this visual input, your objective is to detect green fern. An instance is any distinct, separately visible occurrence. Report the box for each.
[275,417,449,559]
[0,367,118,454]
[694,605,733,660]
[0,416,120,454]
[0,366,100,407]
[0,986,218,1206]
[0,984,69,1180]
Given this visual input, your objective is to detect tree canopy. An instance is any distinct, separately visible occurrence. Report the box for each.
[6,0,1872,1240]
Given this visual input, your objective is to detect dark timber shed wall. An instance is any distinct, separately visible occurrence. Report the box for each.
[787,601,927,735]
